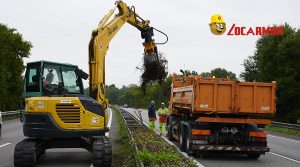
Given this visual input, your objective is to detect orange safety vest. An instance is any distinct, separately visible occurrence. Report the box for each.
[157,107,169,123]
[159,115,167,123]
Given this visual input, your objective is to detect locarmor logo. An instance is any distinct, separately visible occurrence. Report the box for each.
[209,14,284,36]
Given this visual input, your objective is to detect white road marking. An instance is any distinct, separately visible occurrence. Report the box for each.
[105,108,113,137]
[108,108,113,128]
[268,134,300,143]
[269,152,300,164]
[0,143,11,148]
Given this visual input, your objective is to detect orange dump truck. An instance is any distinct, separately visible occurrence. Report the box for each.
[167,74,276,159]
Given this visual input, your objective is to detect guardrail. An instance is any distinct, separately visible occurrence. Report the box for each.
[1,110,20,117]
[271,121,300,130]
[1,110,299,130]
[116,107,144,167]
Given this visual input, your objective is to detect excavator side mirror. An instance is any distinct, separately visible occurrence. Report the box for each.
[75,68,89,80]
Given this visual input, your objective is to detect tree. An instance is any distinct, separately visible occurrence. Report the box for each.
[0,24,32,111]
[200,72,211,78]
[240,56,257,81]
[211,68,237,80]
[105,84,120,104]
[240,23,300,123]
[105,75,172,109]
[200,68,237,80]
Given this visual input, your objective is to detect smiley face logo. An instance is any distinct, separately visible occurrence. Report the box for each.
[209,14,226,35]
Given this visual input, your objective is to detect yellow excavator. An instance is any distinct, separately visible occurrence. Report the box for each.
[14,1,167,166]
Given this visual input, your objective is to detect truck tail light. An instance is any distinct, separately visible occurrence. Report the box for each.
[249,132,267,138]
[192,129,211,135]
[192,129,211,144]
[249,131,267,142]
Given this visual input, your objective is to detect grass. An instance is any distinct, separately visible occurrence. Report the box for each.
[111,107,136,167]
[112,106,196,167]
[265,124,300,137]
[2,115,20,121]
[137,149,181,166]
[133,128,196,167]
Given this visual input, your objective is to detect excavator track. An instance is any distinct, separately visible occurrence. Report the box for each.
[14,138,42,167]
[92,136,112,167]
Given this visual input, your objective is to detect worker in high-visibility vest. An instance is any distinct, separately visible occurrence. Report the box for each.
[157,103,169,134]
[148,100,156,131]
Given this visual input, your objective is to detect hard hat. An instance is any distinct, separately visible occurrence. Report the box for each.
[150,100,155,103]
[161,103,165,105]
[211,14,225,24]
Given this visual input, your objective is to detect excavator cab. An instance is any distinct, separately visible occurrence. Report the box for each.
[24,61,87,97]
[20,61,108,139]
[20,61,88,122]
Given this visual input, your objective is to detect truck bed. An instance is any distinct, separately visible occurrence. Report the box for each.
[170,75,276,116]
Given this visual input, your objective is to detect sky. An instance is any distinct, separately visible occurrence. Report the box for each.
[1,0,299,88]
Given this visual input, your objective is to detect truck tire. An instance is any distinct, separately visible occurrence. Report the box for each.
[14,139,37,167]
[185,126,193,156]
[179,125,186,152]
[167,116,174,141]
[92,136,112,167]
[247,153,261,159]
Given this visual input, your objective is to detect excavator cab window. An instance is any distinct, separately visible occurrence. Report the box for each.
[61,66,81,94]
[24,61,85,97]
[25,62,41,93]
[42,65,62,95]
[42,64,84,95]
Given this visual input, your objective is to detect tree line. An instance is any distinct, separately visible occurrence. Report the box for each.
[1,23,299,123]
[240,24,300,123]
[0,24,32,112]
[105,68,237,109]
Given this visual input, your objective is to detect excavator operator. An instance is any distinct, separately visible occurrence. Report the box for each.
[43,70,55,94]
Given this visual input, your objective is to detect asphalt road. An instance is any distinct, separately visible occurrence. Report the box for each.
[1,108,300,167]
[0,109,113,167]
[124,107,300,167]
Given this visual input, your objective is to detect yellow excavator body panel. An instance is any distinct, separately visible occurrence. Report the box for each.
[25,96,107,130]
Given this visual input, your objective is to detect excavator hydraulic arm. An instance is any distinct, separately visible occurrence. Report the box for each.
[88,1,159,110]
